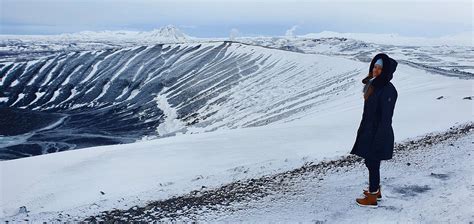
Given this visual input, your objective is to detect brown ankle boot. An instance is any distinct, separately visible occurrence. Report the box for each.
[356,192,378,207]
[363,185,382,200]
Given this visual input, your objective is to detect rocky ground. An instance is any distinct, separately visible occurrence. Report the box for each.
[79,121,473,223]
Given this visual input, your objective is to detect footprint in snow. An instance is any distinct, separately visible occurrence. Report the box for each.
[392,184,431,197]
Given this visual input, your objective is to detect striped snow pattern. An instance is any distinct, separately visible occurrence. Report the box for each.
[0,41,363,138]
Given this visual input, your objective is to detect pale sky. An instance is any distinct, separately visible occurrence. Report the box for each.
[0,0,472,37]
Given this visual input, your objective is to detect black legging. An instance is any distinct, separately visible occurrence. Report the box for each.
[364,158,381,192]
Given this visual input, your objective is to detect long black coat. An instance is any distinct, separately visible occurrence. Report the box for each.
[350,53,398,161]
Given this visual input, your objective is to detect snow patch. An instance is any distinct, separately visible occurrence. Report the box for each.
[0,97,8,103]
[155,87,188,137]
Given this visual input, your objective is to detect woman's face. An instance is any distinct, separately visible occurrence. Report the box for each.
[373,64,383,77]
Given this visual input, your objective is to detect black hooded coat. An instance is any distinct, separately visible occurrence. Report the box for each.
[350,53,398,161]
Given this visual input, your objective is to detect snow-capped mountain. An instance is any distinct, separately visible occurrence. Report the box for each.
[141,25,191,42]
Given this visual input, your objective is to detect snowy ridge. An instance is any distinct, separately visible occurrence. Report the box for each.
[234,37,474,77]
[0,41,362,129]
[0,41,369,159]
[300,30,473,46]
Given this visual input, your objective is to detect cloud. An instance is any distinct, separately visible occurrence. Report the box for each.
[285,25,299,37]
[229,28,240,40]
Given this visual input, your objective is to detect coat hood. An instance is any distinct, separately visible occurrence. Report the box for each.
[369,53,398,88]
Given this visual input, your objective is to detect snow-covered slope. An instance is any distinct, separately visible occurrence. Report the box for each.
[1,46,472,220]
[0,42,367,159]
[189,127,474,223]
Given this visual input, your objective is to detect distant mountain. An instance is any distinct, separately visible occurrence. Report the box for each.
[0,25,195,61]
[299,30,473,46]
[0,25,193,44]
[52,25,193,43]
[140,25,191,42]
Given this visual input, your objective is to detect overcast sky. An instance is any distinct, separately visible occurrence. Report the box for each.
[0,0,472,37]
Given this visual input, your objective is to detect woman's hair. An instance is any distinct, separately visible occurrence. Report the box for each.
[362,72,374,100]
[362,72,373,84]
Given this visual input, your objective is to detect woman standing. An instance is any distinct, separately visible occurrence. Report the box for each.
[350,53,398,207]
